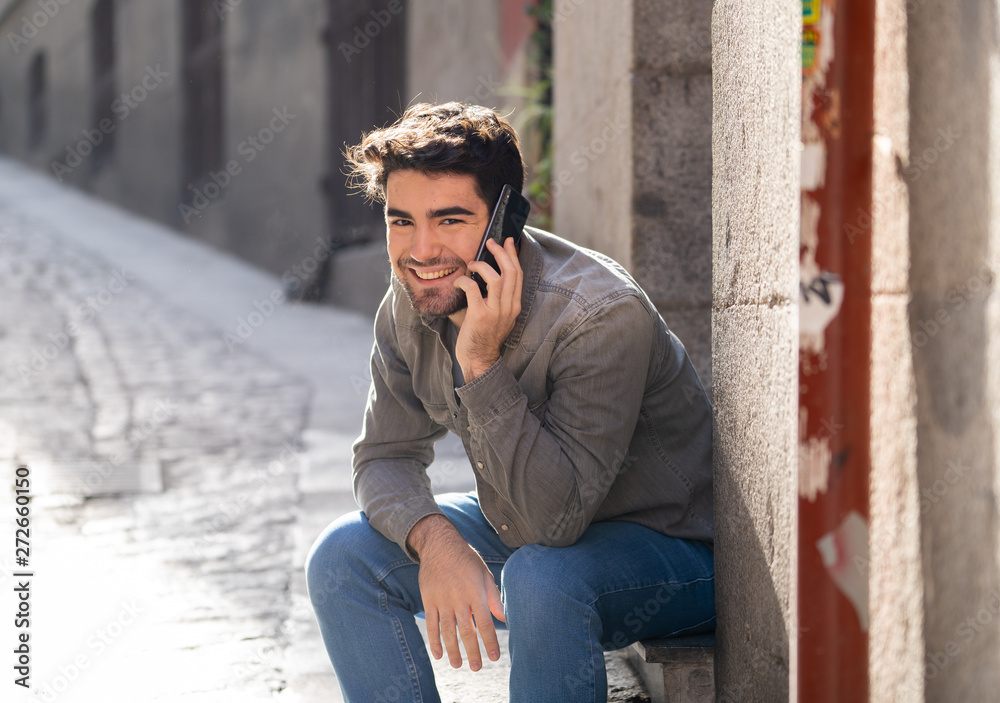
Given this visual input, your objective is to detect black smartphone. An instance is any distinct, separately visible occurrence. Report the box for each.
[470,184,531,297]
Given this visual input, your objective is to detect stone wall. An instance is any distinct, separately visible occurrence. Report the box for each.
[406,0,506,107]
[711,2,800,700]
[908,2,1000,701]
[868,0,924,699]
[552,0,713,389]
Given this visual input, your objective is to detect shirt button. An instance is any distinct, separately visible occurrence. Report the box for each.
[501,524,509,531]
[467,425,471,432]
[452,411,459,418]
[476,461,484,469]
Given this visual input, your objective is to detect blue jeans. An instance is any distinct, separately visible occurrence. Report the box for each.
[305,492,715,703]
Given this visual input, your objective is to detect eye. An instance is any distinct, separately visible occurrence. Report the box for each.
[440,218,464,225]
[388,218,411,227]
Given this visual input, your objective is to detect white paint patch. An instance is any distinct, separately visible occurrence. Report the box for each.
[799,195,822,253]
[801,142,827,191]
[816,511,871,632]
[818,3,836,74]
[799,435,832,500]
[800,272,845,353]
[873,134,893,156]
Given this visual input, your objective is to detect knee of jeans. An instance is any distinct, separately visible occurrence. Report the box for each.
[501,544,592,619]
[304,510,368,605]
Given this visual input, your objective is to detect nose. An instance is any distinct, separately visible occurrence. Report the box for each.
[408,221,442,263]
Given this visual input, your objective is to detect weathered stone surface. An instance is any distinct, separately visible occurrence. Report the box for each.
[711,2,800,700]
[631,71,713,309]
[0,204,310,698]
[553,0,713,395]
[552,0,634,266]
[711,305,797,703]
[908,3,1000,701]
[634,0,714,73]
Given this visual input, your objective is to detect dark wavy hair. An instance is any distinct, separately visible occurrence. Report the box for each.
[345,102,525,209]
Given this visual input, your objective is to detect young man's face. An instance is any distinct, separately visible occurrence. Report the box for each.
[385,169,490,318]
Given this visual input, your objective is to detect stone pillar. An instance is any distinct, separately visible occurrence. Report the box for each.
[908,2,1000,701]
[711,2,800,701]
[867,0,925,699]
[552,0,714,389]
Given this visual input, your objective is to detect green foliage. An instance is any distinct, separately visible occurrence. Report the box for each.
[524,0,553,228]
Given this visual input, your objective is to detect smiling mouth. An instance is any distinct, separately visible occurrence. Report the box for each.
[412,267,458,281]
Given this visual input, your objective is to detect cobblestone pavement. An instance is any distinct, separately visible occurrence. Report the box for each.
[0,207,311,701]
[0,170,650,702]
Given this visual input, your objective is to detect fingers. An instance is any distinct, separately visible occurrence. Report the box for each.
[440,610,466,669]
[464,238,522,312]
[426,606,444,661]
[491,237,522,313]
[462,259,500,305]
[465,584,500,666]
[456,610,484,671]
[429,607,500,671]
[454,268,489,307]
[487,579,506,624]
[426,598,501,670]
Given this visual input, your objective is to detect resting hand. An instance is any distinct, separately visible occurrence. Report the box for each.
[408,515,505,670]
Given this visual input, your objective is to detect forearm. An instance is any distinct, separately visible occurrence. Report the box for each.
[354,459,445,560]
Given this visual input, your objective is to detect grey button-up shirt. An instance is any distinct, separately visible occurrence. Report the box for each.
[353,227,713,560]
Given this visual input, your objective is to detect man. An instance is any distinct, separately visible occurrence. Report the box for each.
[306,102,714,702]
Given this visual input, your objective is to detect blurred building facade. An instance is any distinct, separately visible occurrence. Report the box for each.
[0,0,537,312]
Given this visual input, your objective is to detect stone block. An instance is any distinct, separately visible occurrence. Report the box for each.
[552,0,633,122]
[711,302,797,702]
[632,72,713,308]
[628,634,715,703]
[711,0,800,310]
[870,0,911,297]
[869,293,924,703]
[552,56,633,265]
[634,0,713,73]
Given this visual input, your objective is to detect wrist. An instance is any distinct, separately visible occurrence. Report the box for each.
[407,514,459,560]
[461,355,499,384]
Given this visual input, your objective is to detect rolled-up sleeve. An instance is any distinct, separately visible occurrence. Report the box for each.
[352,301,448,561]
[457,293,657,547]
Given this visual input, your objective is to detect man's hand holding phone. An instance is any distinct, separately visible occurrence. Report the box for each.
[452,184,529,383]
[454,235,523,383]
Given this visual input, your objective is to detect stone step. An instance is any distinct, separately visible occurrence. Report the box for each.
[627,633,715,703]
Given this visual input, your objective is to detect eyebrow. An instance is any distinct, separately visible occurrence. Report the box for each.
[385,206,477,220]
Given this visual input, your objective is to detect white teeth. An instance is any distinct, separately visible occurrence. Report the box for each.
[414,268,457,280]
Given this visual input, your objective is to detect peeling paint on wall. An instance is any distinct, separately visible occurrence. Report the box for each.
[800,435,832,500]
[799,407,832,500]
[816,511,871,632]
[800,0,839,354]
[801,142,827,190]
[800,271,845,353]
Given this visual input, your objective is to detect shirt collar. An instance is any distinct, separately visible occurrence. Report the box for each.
[503,227,542,349]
